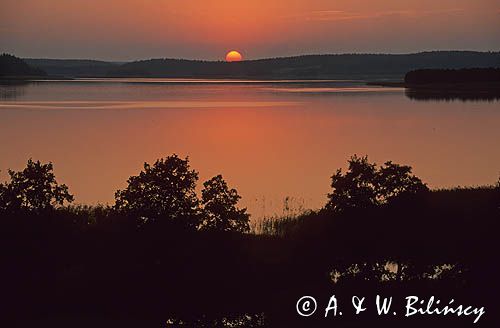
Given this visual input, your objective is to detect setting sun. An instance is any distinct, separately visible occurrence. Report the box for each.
[225,50,243,62]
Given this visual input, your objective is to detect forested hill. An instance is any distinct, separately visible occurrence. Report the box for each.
[19,51,500,79]
[24,58,120,78]
[106,51,500,79]
[0,54,46,78]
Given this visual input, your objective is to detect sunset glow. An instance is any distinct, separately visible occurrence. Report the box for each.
[226,51,243,62]
[1,0,498,60]
[1,0,499,323]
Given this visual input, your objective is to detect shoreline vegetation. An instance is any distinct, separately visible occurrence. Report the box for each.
[3,53,499,102]
[0,53,47,79]
[368,68,500,101]
[1,51,499,80]
[2,155,499,327]
[1,53,499,325]
[368,67,500,86]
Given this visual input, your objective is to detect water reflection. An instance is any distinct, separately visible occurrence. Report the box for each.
[0,81,28,100]
[405,87,500,102]
[1,79,499,218]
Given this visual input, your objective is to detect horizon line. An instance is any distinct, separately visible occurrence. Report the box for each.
[16,49,500,63]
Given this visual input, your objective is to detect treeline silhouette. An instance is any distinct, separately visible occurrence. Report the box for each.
[1,155,498,327]
[402,68,500,102]
[405,68,500,84]
[22,51,500,78]
[24,58,121,78]
[106,51,500,79]
[0,54,46,77]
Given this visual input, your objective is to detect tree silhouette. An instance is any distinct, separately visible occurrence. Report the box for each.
[105,52,500,79]
[0,53,46,77]
[326,155,378,212]
[0,180,10,213]
[199,175,250,233]
[376,161,428,203]
[325,155,428,212]
[0,159,73,213]
[405,68,500,84]
[0,154,497,326]
[114,155,200,227]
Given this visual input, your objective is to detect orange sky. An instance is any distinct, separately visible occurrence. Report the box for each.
[1,0,499,60]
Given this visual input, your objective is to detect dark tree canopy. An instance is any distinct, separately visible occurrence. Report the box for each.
[114,155,200,227]
[376,161,429,202]
[0,53,46,77]
[200,175,250,233]
[325,155,428,212]
[106,51,500,79]
[0,154,497,326]
[0,159,73,213]
[405,68,500,84]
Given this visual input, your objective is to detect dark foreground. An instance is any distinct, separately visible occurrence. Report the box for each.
[1,156,499,327]
[2,186,499,327]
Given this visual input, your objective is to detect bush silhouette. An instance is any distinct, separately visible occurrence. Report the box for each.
[0,155,497,326]
[325,155,428,212]
[377,160,429,202]
[199,175,250,233]
[0,159,73,213]
[114,155,200,228]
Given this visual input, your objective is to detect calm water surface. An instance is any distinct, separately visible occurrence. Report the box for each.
[1,79,499,218]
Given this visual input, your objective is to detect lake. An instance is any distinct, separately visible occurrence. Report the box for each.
[1,79,499,219]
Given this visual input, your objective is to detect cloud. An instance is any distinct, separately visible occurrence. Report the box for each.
[285,8,465,22]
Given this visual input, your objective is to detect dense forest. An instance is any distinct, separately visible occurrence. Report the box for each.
[24,58,120,78]
[106,51,500,79]
[2,155,498,327]
[23,51,500,79]
[405,68,500,84]
[0,54,46,77]
[401,68,500,101]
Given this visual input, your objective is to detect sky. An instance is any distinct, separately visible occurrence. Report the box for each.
[1,0,499,61]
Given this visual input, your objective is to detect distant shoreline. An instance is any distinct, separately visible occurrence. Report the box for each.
[0,75,73,82]
[368,82,500,101]
[23,51,500,79]
[367,81,500,88]
[368,68,500,93]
